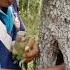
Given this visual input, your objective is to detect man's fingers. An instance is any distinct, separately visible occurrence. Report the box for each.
[25,56,35,63]
[27,37,35,49]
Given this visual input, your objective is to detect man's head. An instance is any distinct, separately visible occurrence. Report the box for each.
[0,0,14,7]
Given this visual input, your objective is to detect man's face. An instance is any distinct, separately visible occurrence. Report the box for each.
[0,0,14,7]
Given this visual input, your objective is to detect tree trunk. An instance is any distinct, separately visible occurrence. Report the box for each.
[35,0,70,70]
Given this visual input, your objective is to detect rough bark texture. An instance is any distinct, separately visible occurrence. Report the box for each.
[35,0,70,70]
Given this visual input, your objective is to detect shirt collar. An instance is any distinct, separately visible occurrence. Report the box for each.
[0,9,7,16]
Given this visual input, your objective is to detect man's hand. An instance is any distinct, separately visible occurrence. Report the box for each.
[24,37,39,63]
[16,31,26,42]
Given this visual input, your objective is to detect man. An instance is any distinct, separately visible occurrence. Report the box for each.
[0,0,24,69]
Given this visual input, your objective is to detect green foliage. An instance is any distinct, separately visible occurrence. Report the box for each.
[19,0,42,37]
[13,0,43,69]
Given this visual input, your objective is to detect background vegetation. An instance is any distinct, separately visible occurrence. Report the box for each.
[13,0,43,70]
[19,0,42,37]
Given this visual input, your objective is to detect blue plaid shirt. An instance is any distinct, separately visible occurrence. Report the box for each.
[0,7,21,69]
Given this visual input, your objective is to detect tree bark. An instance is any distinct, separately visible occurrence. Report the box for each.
[35,0,70,70]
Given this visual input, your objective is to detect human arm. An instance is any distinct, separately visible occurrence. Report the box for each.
[24,37,39,63]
